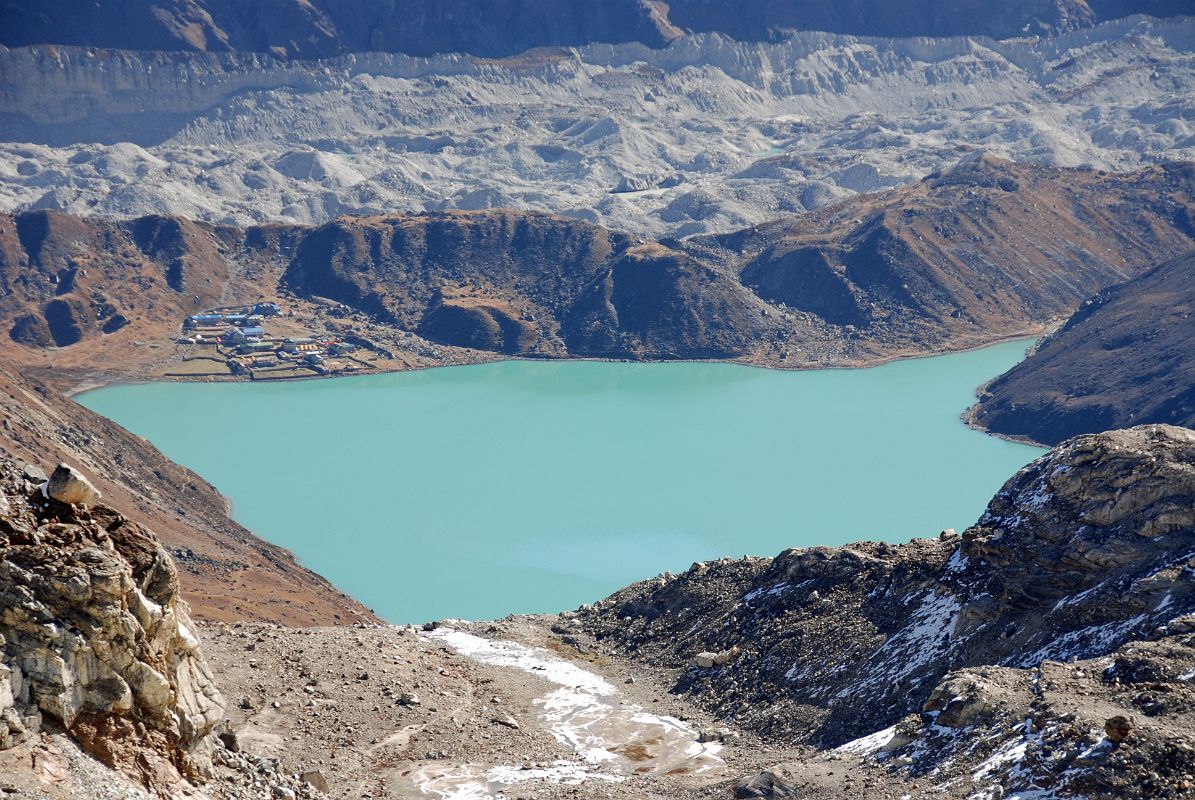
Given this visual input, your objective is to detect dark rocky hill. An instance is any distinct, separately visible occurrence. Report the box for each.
[282,212,787,360]
[972,249,1195,445]
[1,0,1189,58]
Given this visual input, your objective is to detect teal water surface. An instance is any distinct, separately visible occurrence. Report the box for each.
[79,341,1044,623]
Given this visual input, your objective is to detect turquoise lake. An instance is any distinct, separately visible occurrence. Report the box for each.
[79,341,1044,623]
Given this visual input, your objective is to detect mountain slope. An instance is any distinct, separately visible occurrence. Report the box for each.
[282,212,788,360]
[972,249,1195,445]
[690,157,1195,355]
[0,360,374,626]
[0,0,680,58]
[2,0,1188,58]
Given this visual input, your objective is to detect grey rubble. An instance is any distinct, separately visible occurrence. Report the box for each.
[1,15,1193,237]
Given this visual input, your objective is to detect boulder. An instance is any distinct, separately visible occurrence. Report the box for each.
[1105,715,1135,742]
[44,464,101,507]
[694,647,738,669]
[734,771,799,798]
[21,463,47,483]
[300,769,329,792]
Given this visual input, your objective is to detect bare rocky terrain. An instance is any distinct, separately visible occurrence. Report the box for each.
[2,2,1194,797]
[972,249,1195,445]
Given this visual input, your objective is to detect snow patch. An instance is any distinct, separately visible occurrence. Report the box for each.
[420,628,723,797]
[835,724,898,756]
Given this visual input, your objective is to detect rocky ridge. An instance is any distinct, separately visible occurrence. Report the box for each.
[693,156,1195,357]
[972,248,1195,445]
[2,0,1187,59]
[3,159,1194,373]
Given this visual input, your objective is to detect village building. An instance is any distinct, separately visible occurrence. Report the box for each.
[281,337,316,353]
[222,326,266,345]
[184,313,224,329]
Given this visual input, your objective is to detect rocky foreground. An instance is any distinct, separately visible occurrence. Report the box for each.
[2,425,1195,799]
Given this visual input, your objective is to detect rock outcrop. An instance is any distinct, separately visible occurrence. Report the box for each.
[972,249,1195,445]
[0,457,225,791]
[582,425,1195,754]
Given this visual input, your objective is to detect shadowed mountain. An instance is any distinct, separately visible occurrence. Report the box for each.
[972,249,1195,445]
[1,0,1190,58]
[282,211,786,359]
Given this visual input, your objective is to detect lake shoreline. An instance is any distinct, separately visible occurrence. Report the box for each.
[79,341,1046,623]
[65,324,1050,400]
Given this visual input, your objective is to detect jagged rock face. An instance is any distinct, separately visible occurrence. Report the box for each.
[667,0,1101,39]
[0,459,225,790]
[0,0,680,58]
[583,425,1195,748]
[853,630,1195,800]
[972,248,1195,445]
